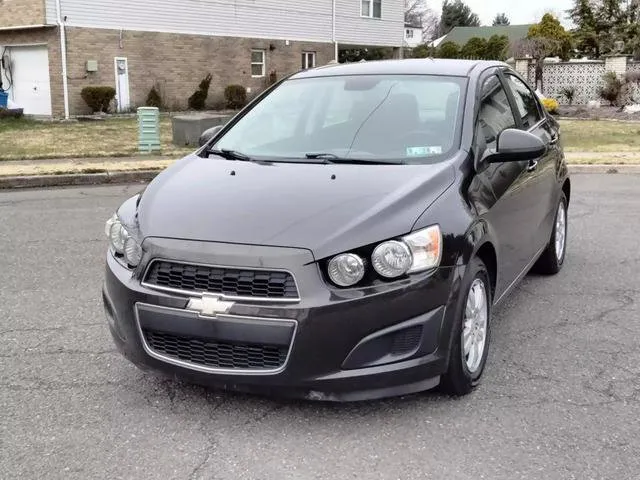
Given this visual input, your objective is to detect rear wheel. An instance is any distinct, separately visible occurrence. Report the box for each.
[441,257,492,396]
[533,192,568,275]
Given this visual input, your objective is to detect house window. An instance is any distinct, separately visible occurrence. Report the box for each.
[251,49,265,77]
[361,0,381,18]
[301,52,316,70]
[406,29,414,38]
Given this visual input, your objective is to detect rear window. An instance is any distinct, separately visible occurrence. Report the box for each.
[213,74,468,164]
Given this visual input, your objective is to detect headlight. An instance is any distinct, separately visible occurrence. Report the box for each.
[403,225,442,273]
[124,236,143,266]
[105,213,142,267]
[327,253,365,287]
[325,225,442,287]
[372,240,413,278]
[109,221,128,254]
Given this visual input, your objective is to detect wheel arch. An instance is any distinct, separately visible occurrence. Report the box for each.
[459,220,499,300]
[562,177,571,206]
[475,242,497,300]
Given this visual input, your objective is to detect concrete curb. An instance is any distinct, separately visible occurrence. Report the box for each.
[568,164,640,174]
[0,170,161,189]
[1,164,639,190]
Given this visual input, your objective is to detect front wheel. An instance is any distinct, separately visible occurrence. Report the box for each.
[533,192,568,275]
[441,257,492,396]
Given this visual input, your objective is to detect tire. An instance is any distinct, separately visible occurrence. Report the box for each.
[441,257,492,396]
[533,192,568,275]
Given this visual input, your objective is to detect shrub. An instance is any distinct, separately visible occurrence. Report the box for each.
[224,84,247,109]
[0,108,24,119]
[485,35,509,61]
[80,86,116,113]
[460,37,488,59]
[559,86,576,106]
[599,72,623,106]
[267,70,278,86]
[145,84,163,109]
[542,98,559,114]
[438,41,461,59]
[188,74,213,110]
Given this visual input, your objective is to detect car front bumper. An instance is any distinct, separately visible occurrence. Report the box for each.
[102,237,464,401]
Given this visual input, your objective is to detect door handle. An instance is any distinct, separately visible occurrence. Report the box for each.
[527,160,538,172]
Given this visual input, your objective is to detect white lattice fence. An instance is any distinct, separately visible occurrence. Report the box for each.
[629,62,640,101]
[542,62,605,105]
[528,64,536,85]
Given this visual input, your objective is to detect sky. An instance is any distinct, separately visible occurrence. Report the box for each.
[431,0,574,27]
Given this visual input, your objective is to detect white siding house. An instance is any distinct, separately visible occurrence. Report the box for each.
[404,24,422,48]
[45,0,404,47]
[3,0,405,117]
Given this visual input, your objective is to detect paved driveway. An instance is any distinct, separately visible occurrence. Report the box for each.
[2,175,639,480]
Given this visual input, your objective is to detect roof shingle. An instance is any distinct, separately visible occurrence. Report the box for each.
[439,24,533,46]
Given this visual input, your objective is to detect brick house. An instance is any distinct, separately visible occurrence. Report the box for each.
[0,0,405,118]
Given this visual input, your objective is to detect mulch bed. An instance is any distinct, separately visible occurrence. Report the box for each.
[559,105,640,121]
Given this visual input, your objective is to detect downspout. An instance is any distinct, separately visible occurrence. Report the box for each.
[55,0,70,119]
[332,0,338,61]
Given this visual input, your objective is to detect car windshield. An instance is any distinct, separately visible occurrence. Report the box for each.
[211,74,467,164]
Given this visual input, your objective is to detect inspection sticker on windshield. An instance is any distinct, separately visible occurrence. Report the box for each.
[406,146,442,156]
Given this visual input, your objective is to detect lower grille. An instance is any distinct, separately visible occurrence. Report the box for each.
[390,325,423,355]
[143,329,288,371]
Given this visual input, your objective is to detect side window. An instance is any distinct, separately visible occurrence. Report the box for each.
[504,74,542,129]
[477,75,517,146]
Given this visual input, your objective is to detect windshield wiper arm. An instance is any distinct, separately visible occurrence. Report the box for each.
[305,153,403,164]
[208,148,252,161]
[306,153,340,160]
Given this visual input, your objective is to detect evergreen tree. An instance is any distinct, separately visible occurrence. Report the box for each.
[567,0,598,56]
[440,0,481,36]
[492,13,510,26]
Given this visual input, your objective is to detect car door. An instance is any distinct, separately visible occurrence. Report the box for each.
[470,72,542,298]
[501,71,558,256]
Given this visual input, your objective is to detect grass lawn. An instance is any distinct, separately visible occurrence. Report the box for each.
[0,116,639,163]
[0,117,193,161]
[559,119,640,153]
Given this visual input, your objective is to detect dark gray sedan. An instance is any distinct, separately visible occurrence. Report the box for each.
[103,59,570,401]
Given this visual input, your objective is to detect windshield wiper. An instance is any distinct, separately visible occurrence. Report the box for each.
[305,153,403,164]
[208,148,252,161]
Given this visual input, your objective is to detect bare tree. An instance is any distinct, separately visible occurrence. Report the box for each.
[512,37,562,92]
[405,0,440,42]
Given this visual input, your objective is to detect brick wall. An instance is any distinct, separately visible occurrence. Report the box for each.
[0,27,62,114]
[0,0,46,27]
[64,27,335,115]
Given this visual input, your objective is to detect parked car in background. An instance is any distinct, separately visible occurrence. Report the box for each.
[104,59,570,401]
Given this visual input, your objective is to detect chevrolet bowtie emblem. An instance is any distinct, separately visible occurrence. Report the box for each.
[187,294,234,317]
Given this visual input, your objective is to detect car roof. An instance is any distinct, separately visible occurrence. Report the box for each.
[291,58,508,79]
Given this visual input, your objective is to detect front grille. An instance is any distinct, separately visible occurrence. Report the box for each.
[144,260,299,299]
[143,329,288,370]
[390,325,423,355]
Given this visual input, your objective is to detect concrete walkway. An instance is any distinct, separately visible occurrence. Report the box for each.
[0,151,639,180]
[0,155,174,176]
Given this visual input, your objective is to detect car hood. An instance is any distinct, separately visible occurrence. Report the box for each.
[137,154,456,260]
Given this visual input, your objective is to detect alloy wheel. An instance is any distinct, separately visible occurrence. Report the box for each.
[462,278,488,374]
[555,201,567,261]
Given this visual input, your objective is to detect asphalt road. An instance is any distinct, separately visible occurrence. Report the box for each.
[2,175,639,480]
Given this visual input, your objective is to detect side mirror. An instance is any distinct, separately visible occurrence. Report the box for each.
[483,128,547,164]
[198,125,223,147]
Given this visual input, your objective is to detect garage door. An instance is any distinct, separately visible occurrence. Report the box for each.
[1,45,52,116]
